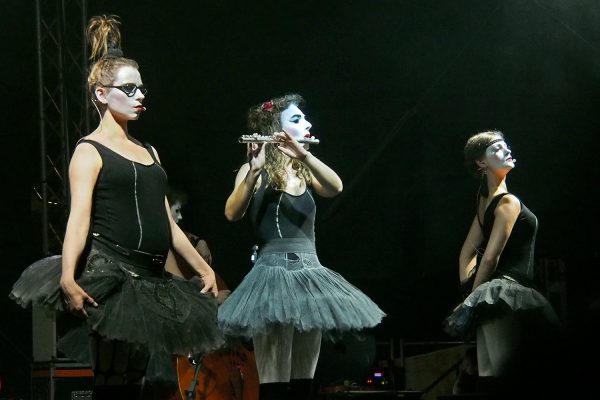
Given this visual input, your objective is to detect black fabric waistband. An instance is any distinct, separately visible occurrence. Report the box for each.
[91,234,167,269]
[259,238,316,254]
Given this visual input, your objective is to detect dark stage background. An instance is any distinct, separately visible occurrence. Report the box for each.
[1,0,600,397]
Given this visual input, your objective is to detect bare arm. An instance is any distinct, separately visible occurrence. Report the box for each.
[459,215,483,283]
[148,145,219,296]
[472,195,521,290]
[224,143,265,221]
[275,131,343,198]
[304,152,343,197]
[164,235,212,278]
[166,199,218,296]
[60,143,101,316]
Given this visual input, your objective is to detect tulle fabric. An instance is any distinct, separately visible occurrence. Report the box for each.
[218,251,385,338]
[10,245,225,362]
[10,255,65,311]
[444,277,558,339]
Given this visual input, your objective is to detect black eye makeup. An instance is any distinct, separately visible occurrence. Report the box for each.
[105,83,148,97]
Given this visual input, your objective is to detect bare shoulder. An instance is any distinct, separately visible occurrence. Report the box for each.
[69,142,102,185]
[71,141,101,166]
[498,193,520,207]
[236,162,250,176]
[496,194,521,217]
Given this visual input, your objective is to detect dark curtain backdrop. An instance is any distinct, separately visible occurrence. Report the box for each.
[1,0,599,396]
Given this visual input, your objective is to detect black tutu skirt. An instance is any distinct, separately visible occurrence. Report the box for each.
[10,242,225,365]
[218,239,385,338]
[443,277,559,339]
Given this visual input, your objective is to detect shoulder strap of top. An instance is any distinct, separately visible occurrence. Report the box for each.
[142,142,161,165]
[478,192,511,228]
[487,192,511,217]
[258,170,269,191]
[492,192,510,204]
[77,138,95,147]
[76,138,103,155]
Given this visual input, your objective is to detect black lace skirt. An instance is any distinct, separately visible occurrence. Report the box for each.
[10,241,225,364]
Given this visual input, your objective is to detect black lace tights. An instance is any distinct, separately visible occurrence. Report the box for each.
[90,333,149,399]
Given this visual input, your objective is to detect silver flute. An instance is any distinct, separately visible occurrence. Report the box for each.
[238,133,320,144]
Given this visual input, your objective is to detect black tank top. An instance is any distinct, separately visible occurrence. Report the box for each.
[78,139,171,255]
[478,193,538,284]
[249,172,316,245]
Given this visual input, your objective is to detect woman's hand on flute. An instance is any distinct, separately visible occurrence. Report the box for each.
[274,131,310,160]
[248,142,266,172]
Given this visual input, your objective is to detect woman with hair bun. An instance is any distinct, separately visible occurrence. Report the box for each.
[10,15,223,399]
[444,130,560,395]
[218,94,385,400]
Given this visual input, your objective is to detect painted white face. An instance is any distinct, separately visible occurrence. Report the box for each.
[170,201,183,224]
[280,104,312,139]
[484,139,515,171]
[104,66,145,120]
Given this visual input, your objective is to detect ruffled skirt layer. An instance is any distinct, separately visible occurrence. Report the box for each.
[218,240,385,338]
[10,243,224,364]
[444,277,559,339]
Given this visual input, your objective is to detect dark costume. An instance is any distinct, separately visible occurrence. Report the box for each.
[218,172,384,385]
[444,193,558,338]
[444,193,560,391]
[219,173,385,337]
[10,140,224,380]
[218,172,385,338]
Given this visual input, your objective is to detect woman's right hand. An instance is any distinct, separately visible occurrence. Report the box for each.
[247,142,266,171]
[59,278,98,318]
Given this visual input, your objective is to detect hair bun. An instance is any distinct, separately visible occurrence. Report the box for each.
[107,44,124,58]
[87,14,123,60]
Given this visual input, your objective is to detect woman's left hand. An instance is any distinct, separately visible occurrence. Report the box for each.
[274,131,310,160]
[199,269,219,297]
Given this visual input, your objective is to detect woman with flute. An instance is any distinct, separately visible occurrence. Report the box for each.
[218,93,385,400]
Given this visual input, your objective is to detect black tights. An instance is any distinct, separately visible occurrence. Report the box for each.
[90,333,149,400]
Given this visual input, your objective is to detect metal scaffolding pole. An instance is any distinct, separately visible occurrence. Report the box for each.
[33,0,89,365]
[35,0,89,257]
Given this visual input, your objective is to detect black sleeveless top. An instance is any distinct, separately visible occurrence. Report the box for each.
[78,139,171,255]
[478,193,538,284]
[249,172,316,245]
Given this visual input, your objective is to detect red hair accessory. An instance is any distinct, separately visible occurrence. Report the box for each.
[261,101,274,111]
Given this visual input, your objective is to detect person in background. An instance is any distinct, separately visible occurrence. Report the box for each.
[165,187,230,302]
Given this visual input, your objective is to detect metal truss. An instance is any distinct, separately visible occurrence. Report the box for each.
[35,0,89,255]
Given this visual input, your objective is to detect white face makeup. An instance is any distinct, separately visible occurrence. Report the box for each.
[484,139,515,171]
[280,104,312,139]
[104,66,145,120]
[170,201,183,224]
